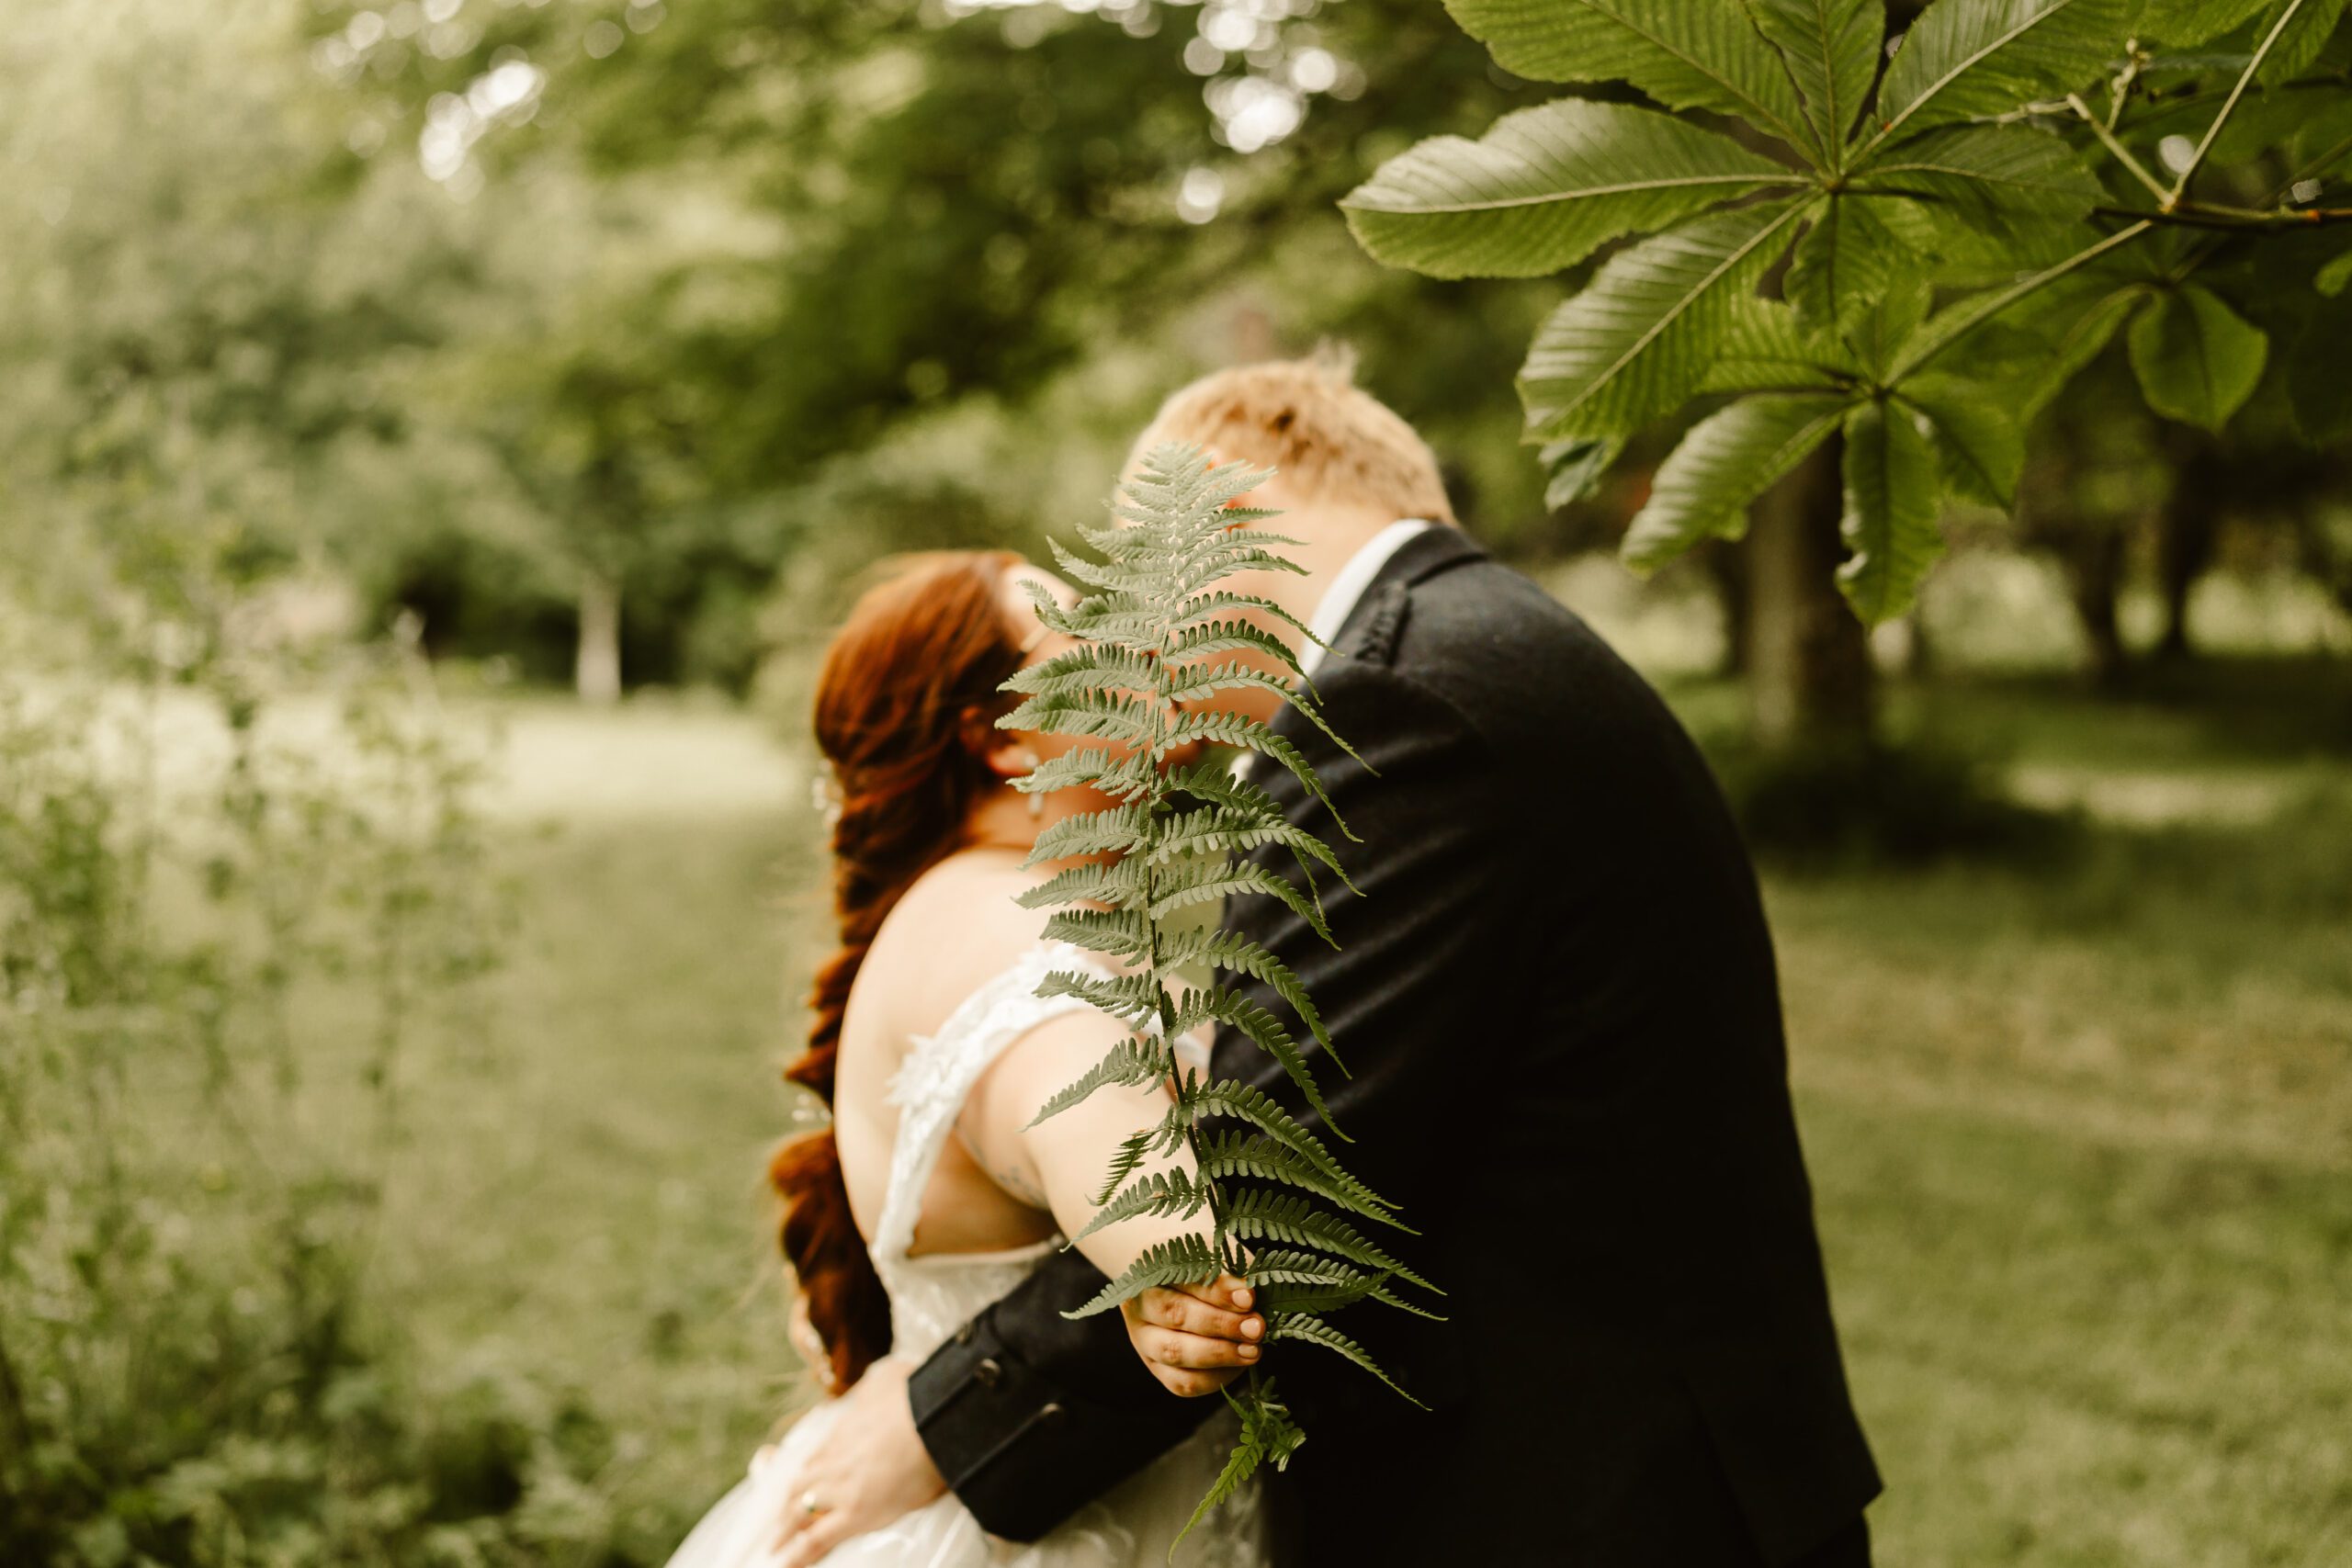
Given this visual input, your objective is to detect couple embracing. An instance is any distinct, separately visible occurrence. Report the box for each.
[666,357,1882,1568]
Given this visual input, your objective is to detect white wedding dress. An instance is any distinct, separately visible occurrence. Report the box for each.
[665,942,1268,1568]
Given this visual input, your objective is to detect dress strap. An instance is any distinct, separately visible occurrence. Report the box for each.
[869,942,1116,1266]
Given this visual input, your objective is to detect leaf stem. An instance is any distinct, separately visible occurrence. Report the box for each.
[2065,92,2171,201]
[2166,0,2312,204]
[1887,220,2156,385]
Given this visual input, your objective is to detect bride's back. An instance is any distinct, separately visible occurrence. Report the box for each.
[831,846,1057,1259]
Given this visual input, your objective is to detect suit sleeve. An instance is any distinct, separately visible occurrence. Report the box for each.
[907,641,1511,1540]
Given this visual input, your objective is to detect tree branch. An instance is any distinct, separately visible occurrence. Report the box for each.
[2167,0,2312,203]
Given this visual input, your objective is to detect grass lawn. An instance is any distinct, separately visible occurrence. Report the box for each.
[343,676,2349,1563]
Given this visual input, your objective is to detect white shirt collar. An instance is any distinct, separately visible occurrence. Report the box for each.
[1298,518,1432,680]
[1228,519,1431,786]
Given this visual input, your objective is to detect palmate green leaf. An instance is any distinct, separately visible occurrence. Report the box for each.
[1898,373,2026,507]
[1197,1132,1405,1227]
[1840,278,1934,378]
[1699,297,1861,393]
[1540,434,1627,506]
[1263,1313,1429,1408]
[1065,1232,1225,1318]
[1838,397,1947,623]
[1521,198,1812,442]
[2142,0,2278,45]
[1222,1190,1439,1292]
[1341,98,1803,279]
[1446,0,1815,152]
[1025,1037,1167,1127]
[2126,283,2268,431]
[1622,392,1852,571]
[1851,124,2103,230]
[1746,0,1885,161]
[1170,987,1338,1130]
[2257,0,2351,83]
[1785,195,1910,328]
[1873,0,2134,147]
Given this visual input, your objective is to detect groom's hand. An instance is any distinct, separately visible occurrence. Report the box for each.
[771,1357,946,1568]
[1119,1274,1264,1396]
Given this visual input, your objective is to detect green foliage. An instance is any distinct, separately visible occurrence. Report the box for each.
[1354,0,2352,621]
[0,646,615,1567]
[1000,445,1437,1542]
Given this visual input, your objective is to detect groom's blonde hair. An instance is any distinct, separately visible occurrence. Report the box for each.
[1131,348,1456,525]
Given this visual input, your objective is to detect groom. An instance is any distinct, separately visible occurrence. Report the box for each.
[775,355,1881,1566]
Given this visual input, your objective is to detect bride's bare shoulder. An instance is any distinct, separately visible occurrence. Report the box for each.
[861,850,1051,1015]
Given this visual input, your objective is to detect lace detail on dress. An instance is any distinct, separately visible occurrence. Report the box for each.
[870,941,1111,1363]
[662,939,1269,1568]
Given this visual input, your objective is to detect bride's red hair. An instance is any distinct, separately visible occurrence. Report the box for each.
[770,550,1027,1394]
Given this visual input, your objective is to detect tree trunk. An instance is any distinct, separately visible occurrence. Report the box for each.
[2070,526,2131,689]
[575,570,623,705]
[2155,428,2224,664]
[1747,439,1873,750]
[1703,538,1751,678]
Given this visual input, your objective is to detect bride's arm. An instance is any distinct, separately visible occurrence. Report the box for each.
[958,1009,1263,1394]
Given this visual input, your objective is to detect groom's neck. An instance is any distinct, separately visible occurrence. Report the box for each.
[1247,496,1403,633]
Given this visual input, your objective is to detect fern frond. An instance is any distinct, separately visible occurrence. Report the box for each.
[1001,645,1161,698]
[1027,805,1151,863]
[1164,986,1332,1125]
[1010,747,1158,803]
[1261,1313,1427,1409]
[1000,690,1161,748]
[1036,967,1161,1024]
[1195,1131,1404,1229]
[1064,1231,1224,1318]
[1092,1125,1159,1210]
[1173,1075,1374,1188]
[1040,908,1154,961]
[1170,1401,1268,1558]
[1164,664,1368,771]
[1159,929,1338,1063]
[1025,1036,1167,1127]
[1148,863,1333,950]
[1242,1249,1440,1317]
[1165,618,1308,676]
[1071,1168,1210,1242]
[1160,713,1348,833]
[1222,1190,1437,1292]
[1015,858,1148,914]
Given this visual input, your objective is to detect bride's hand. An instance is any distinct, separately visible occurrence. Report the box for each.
[1119,1273,1264,1397]
[770,1357,946,1568]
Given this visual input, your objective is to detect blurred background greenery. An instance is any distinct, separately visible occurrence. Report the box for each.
[0,0,2346,1563]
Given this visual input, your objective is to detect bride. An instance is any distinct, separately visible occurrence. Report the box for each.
[665,551,1272,1568]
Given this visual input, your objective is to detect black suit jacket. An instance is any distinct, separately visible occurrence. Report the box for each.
[910,528,1881,1565]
